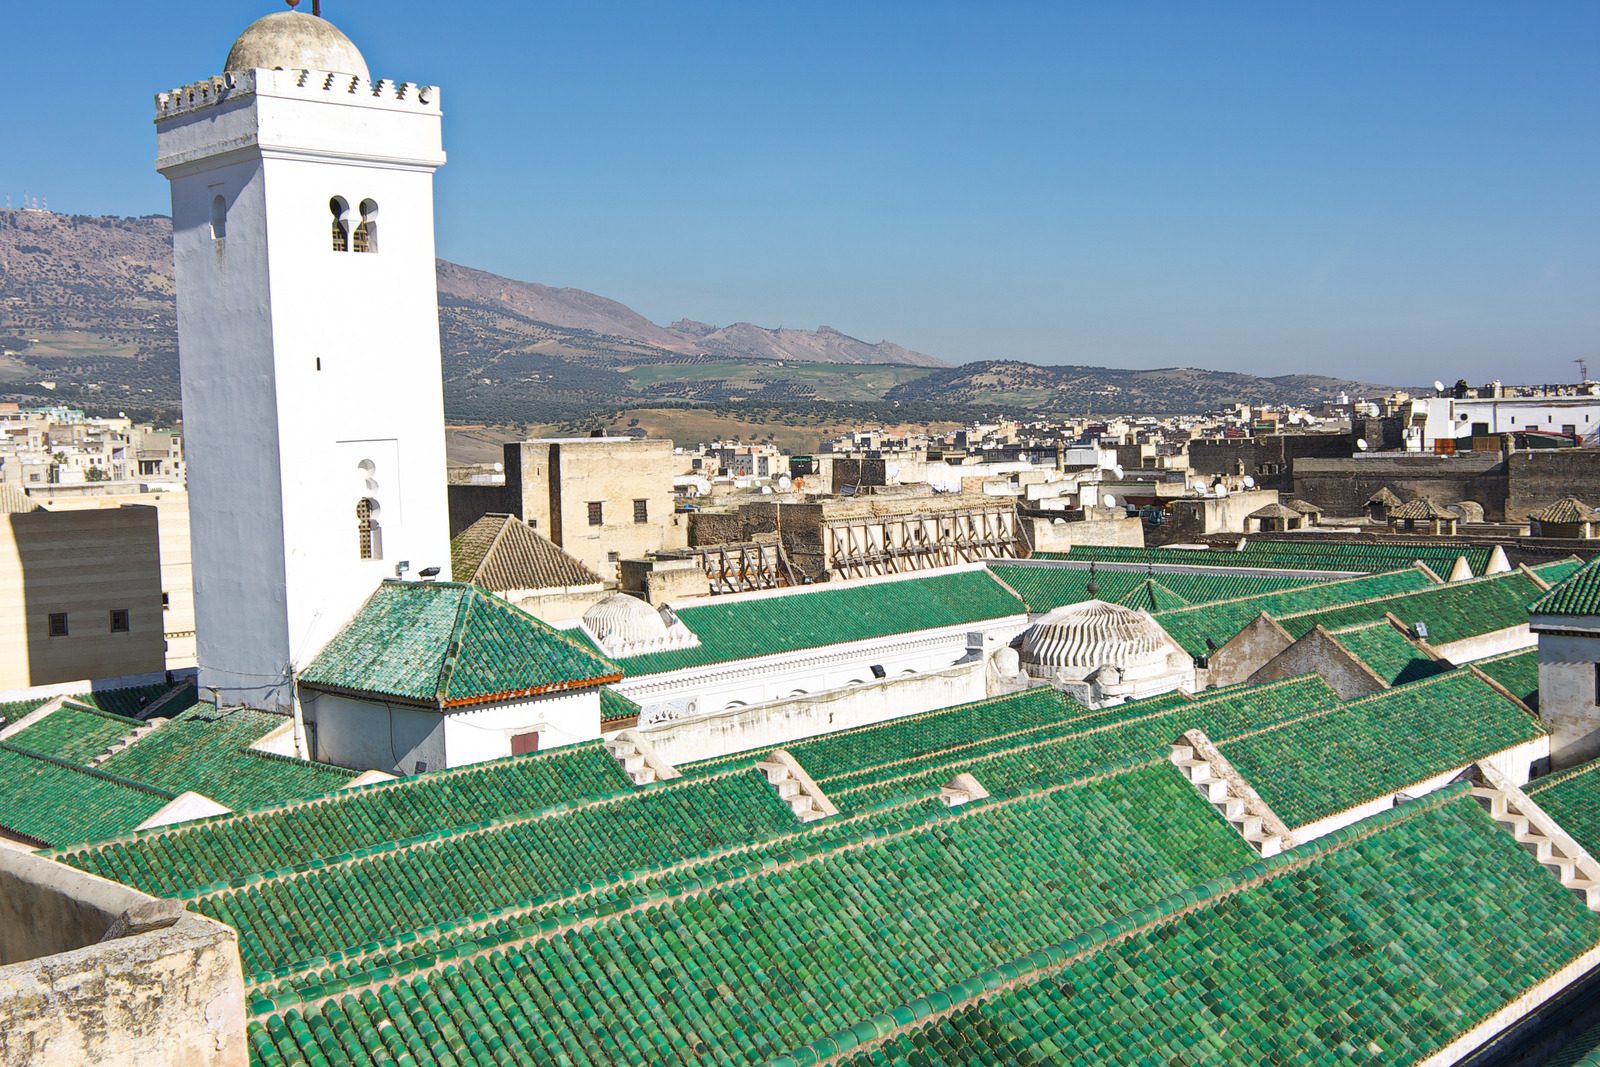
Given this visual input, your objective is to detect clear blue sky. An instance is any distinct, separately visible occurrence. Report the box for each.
[6,1,1597,383]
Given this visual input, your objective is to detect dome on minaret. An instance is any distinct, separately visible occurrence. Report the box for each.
[225,10,370,79]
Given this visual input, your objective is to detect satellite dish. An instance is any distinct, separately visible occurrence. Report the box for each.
[1243,475,1256,488]
[1102,494,1116,508]
[1216,485,1229,498]
[1433,380,1446,393]
[777,474,793,490]
[1356,438,1369,451]
[1112,465,1124,480]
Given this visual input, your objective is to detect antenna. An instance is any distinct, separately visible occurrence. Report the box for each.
[1577,359,1589,383]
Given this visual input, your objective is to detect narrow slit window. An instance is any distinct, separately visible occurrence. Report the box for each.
[633,498,649,524]
[210,194,227,240]
[587,501,603,526]
[354,198,378,253]
[357,497,383,560]
[330,196,350,252]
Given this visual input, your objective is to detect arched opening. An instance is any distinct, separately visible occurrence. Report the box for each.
[354,198,378,253]
[210,194,227,241]
[330,196,350,252]
[357,497,383,560]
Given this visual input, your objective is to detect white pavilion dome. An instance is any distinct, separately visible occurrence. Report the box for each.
[226,10,370,79]
[1020,600,1168,675]
[584,593,670,648]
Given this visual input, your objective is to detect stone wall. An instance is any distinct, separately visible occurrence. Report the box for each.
[1188,433,1353,488]
[1507,451,1600,521]
[1022,514,1145,553]
[1291,454,1508,519]
[446,483,509,538]
[1153,489,1280,546]
[1247,627,1388,701]
[0,848,246,1066]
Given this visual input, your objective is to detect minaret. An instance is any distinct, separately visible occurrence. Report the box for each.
[156,6,453,711]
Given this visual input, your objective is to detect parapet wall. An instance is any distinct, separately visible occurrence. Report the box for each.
[0,848,246,1066]
[155,67,439,122]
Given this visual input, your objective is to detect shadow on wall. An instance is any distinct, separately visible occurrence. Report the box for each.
[8,507,166,689]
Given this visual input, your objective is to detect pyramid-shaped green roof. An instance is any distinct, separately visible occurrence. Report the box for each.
[1115,579,1190,613]
[301,581,621,708]
[1531,554,1600,618]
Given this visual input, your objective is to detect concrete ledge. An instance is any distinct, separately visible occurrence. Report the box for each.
[0,848,246,1066]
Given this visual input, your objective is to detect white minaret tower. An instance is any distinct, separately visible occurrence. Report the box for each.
[157,6,453,712]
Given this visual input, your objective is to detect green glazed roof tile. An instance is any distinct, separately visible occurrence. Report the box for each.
[1532,555,1600,617]
[6,702,143,763]
[0,742,175,848]
[1325,622,1446,687]
[1034,540,1493,576]
[989,563,1313,614]
[300,580,620,705]
[1277,569,1547,645]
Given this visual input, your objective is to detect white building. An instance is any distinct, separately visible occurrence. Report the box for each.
[156,10,454,711]
[1404,393,1600,450]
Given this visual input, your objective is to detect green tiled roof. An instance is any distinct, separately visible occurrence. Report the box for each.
[1326,621,1446,687]
[96,702,354,812]
[0,743,175,848]
[1473,647,1539,708]
[59,741,632,898]
[1531,557,1585,586]
[300,580,620,706]
[1218,670,1544,828]
[1154,567,1439,656]
[1276,568,1547,645]
[1035,540,1494,575]
[5,702,142,763]
[1546,1019,1600,1067]
[73,681,185,718]
[1527,756,1600,860]
[598,686,641,723]
[0,695,52,727]
[1115,578,1191,612]
[618,569,1026,676]
[989,562,1313,614]
[1532,555,1600,617]
[799,789,1600,1067]
[245,759,1254,1065]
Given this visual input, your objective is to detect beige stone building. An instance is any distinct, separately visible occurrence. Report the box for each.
[501,437,689,581]
[21,486,196,670]
[0,492,167,689]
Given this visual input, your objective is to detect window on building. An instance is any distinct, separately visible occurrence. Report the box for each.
[357,497,382,560]
[510,731,541,756]
[354,198,378,253]
[1594,662,1600,706]
[162,592,170,610]
[210,194,227,241]
[587,501,603,526]
[330,196,350,252]
[607,551,620,564]
[48,613,68,638]
[109,609,130,633]
[633,498,648,524]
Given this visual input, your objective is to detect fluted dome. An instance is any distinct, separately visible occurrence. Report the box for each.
[1020,600,1167,672]
[226,11,370,79]
[584,593,669,646]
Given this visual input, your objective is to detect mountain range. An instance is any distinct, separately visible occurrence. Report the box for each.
[0,209,1394,430]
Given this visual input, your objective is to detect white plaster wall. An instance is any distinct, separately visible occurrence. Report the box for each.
[441,690,600,763]
[158,74,451,712]
[1429,625,1534,665]
[301,692,445,774]
[616,616,1029,724]
[1537,630,1600,767]
[634,660,991,766]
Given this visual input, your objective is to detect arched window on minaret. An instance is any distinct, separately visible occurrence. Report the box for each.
[330,196,350,252]
[210,194,227,241]
[354,198,378,253]
[357,497,382,560]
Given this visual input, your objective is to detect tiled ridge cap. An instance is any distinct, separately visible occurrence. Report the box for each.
[0,741,179,800]
[1152,564,1438,619]
[249,752,1172,1018]
[829,675,1334,800]
[182,761,762,903]
[51,701,145,727]
[773,783,1475,1067]
[1269,566,1533,627]
[244,780,954,998]
[1527,753,1600,796]
[49,739,623,862]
